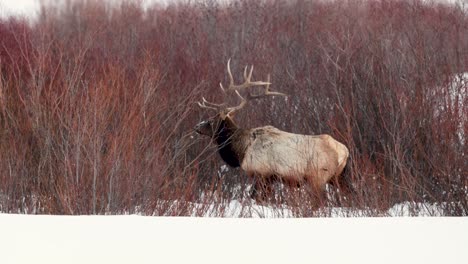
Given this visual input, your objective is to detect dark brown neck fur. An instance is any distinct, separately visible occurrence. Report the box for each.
[214,117,250,167]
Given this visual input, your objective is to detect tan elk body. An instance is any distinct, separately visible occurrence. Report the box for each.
[195,59,350,198]
[242,126,349,188]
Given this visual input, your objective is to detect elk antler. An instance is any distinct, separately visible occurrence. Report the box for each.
[198,59,287,117]
[219,58,272,93]
[225,90,247,115]
[197,97,226,111]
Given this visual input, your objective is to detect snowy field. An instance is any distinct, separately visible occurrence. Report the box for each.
[1,213,467,264]
[170,199,456,217]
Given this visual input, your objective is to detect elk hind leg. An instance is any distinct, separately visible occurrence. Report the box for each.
[304,178,328,208]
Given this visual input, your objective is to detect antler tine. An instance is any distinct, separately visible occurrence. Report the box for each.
[197,102,218,111]
[227,58,234,87]
[197,97,226,111]
[219,82,226,93]
[202,97,226,107]
[246,74,287,99]
[224,59,271,92]
[197,101,217,111]
[220,58,234,93]
[243,65,254,82]
[225,90,247,116]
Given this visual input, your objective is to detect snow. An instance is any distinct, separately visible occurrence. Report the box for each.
[0,213,467,264]
[5,199,464,264]
[186,199,458,217]
[194,199,294,217]
[449,72,467,145]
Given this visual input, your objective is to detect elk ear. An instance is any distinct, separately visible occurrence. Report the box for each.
[221,111,238,121]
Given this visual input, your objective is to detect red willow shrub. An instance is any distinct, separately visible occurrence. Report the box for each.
[0,0,466,216]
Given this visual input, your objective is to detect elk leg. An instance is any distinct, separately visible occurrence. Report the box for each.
[250,180,259,200]
[328,166,355,206]
[250,177,273,203]
[250,179,266,202]
[304,179,328,208]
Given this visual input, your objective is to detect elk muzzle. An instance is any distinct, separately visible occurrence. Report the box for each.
[194,121,211,135]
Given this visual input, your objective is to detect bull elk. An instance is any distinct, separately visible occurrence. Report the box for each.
[194,59,350,201]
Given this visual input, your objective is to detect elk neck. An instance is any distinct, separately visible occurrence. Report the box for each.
[214,117,249,168]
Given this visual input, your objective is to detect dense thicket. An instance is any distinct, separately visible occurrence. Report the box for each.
[0,0,466,216]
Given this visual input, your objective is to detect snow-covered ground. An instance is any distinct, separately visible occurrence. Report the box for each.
[0,213,467,264]
[184,200,453,217]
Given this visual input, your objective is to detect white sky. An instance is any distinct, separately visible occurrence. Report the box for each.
[0,0,40,18]
[0,0,169,19]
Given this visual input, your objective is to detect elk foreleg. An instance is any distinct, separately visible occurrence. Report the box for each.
[250,177,274,204]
